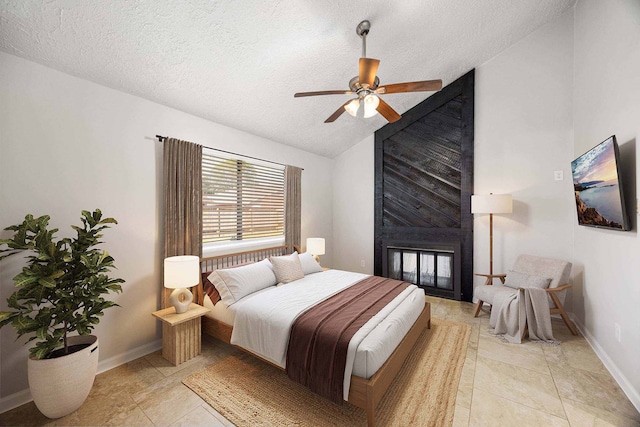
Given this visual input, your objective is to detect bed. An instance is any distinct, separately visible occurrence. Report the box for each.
[195,245,431,426]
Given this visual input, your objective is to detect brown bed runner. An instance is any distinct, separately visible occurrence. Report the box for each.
[286,276,410,403]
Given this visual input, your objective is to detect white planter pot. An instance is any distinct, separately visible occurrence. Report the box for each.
[27,335,99,419]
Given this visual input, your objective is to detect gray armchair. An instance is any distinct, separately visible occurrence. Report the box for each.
[472,254,578,335]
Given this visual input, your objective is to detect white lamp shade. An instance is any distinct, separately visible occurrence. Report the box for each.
[306,238,325,256]
[363,94,380,118]
[344,99,360,117]
[164,256,200,289]
[471,194,513,214]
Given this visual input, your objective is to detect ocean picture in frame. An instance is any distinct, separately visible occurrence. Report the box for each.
[571,135,629,231]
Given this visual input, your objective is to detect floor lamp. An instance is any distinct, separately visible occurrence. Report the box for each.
[471,193,512,279]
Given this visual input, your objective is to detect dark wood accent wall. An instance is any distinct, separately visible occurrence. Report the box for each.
[374,70,474,302]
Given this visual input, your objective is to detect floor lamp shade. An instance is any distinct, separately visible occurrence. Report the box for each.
[471,194,512,277]
[471,194,513,214]
[164,256,200,314]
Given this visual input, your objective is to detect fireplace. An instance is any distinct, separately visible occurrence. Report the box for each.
[373,70,474,301]
[382,242,461,299]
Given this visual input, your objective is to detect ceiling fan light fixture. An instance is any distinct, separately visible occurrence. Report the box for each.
[363,94,380,118]
[344,98,360,117]
[294,20,442,124]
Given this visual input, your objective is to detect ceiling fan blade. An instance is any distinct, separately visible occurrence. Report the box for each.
[294,90,353,97]
[359,58,380,88]
[376,98,401,123]
[376,79,443,94]
[325,100,352,123]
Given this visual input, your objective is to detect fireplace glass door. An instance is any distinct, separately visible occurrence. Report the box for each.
[388,247,453,290]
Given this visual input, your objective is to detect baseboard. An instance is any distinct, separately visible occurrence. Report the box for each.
[0,389,32,416]
[0,339,162,415]
[570,313,640,412]
[97,339,162,375]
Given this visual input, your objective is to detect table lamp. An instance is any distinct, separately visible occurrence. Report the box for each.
[164,255,200,314]
[306,238,325,263]
[471,193,512,276]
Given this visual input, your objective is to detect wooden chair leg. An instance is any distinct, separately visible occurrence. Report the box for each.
[549,293,579,336]
[560,311,579,336]
[473,300,484,317]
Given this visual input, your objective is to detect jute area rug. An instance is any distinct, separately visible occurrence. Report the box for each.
[183,318,470,427]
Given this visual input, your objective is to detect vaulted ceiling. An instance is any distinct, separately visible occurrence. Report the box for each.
[0,0,576,158]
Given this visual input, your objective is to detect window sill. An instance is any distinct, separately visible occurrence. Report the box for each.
[202,236,285,258]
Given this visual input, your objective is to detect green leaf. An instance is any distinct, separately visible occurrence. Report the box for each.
[0,312,17,327]
[7,293,20,309]
[50,270,65,280]
[100,301,118,310]
[36,252,51,261]
[14,274,38,288]
[38,277,56,288]
[106,284,123,293]
[36,327,48,340]
[30,346,50,360]
[12,315,40,334]
[37,215,50,229]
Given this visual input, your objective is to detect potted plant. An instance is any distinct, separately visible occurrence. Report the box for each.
[0,209,123,418]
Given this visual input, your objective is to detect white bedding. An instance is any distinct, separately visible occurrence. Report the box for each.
[203,269,425,400]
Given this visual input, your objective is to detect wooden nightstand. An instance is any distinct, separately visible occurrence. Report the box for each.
[152,303,210,365]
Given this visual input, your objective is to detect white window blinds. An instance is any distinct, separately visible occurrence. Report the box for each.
[202,153,285,244]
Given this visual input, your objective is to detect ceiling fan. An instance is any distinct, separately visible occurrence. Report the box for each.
[294,20,443,124]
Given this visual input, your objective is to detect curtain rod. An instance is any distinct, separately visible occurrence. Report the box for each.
[155,135,302,170]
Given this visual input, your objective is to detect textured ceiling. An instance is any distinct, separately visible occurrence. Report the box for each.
[0,0,575,158]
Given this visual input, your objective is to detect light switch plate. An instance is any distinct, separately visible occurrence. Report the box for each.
[554,171,563,181]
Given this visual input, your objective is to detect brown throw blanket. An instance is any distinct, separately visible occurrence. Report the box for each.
[286,276,409,403]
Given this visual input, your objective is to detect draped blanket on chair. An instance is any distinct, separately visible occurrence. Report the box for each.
[489,287,557,344]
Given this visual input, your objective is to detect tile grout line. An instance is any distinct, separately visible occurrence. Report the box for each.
[544,337,571,425]
[475,342,552,377]
[475,382,563,418]
[202,402,233,426]
[473,350,569,421]
[466,324,479,426]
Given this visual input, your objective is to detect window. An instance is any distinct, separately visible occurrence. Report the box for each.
[202,152,285,245]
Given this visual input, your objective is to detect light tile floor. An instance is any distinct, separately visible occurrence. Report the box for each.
[1,296,639,426]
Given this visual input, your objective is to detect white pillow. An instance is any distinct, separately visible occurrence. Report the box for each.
[208,259,276,306]
[299,252,323,275]
[503,270,551,290]
[270,252,305,284]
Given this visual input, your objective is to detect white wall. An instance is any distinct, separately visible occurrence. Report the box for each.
[473,10,575,287]
[332,135,375,273]
[0,51,333,409]
[572,0,640,407]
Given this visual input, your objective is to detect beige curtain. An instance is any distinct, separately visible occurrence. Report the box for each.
[163,138,203,307]
[284,165,302,254]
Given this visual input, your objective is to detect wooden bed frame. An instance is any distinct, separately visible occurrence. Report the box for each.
[196,246,431,427]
